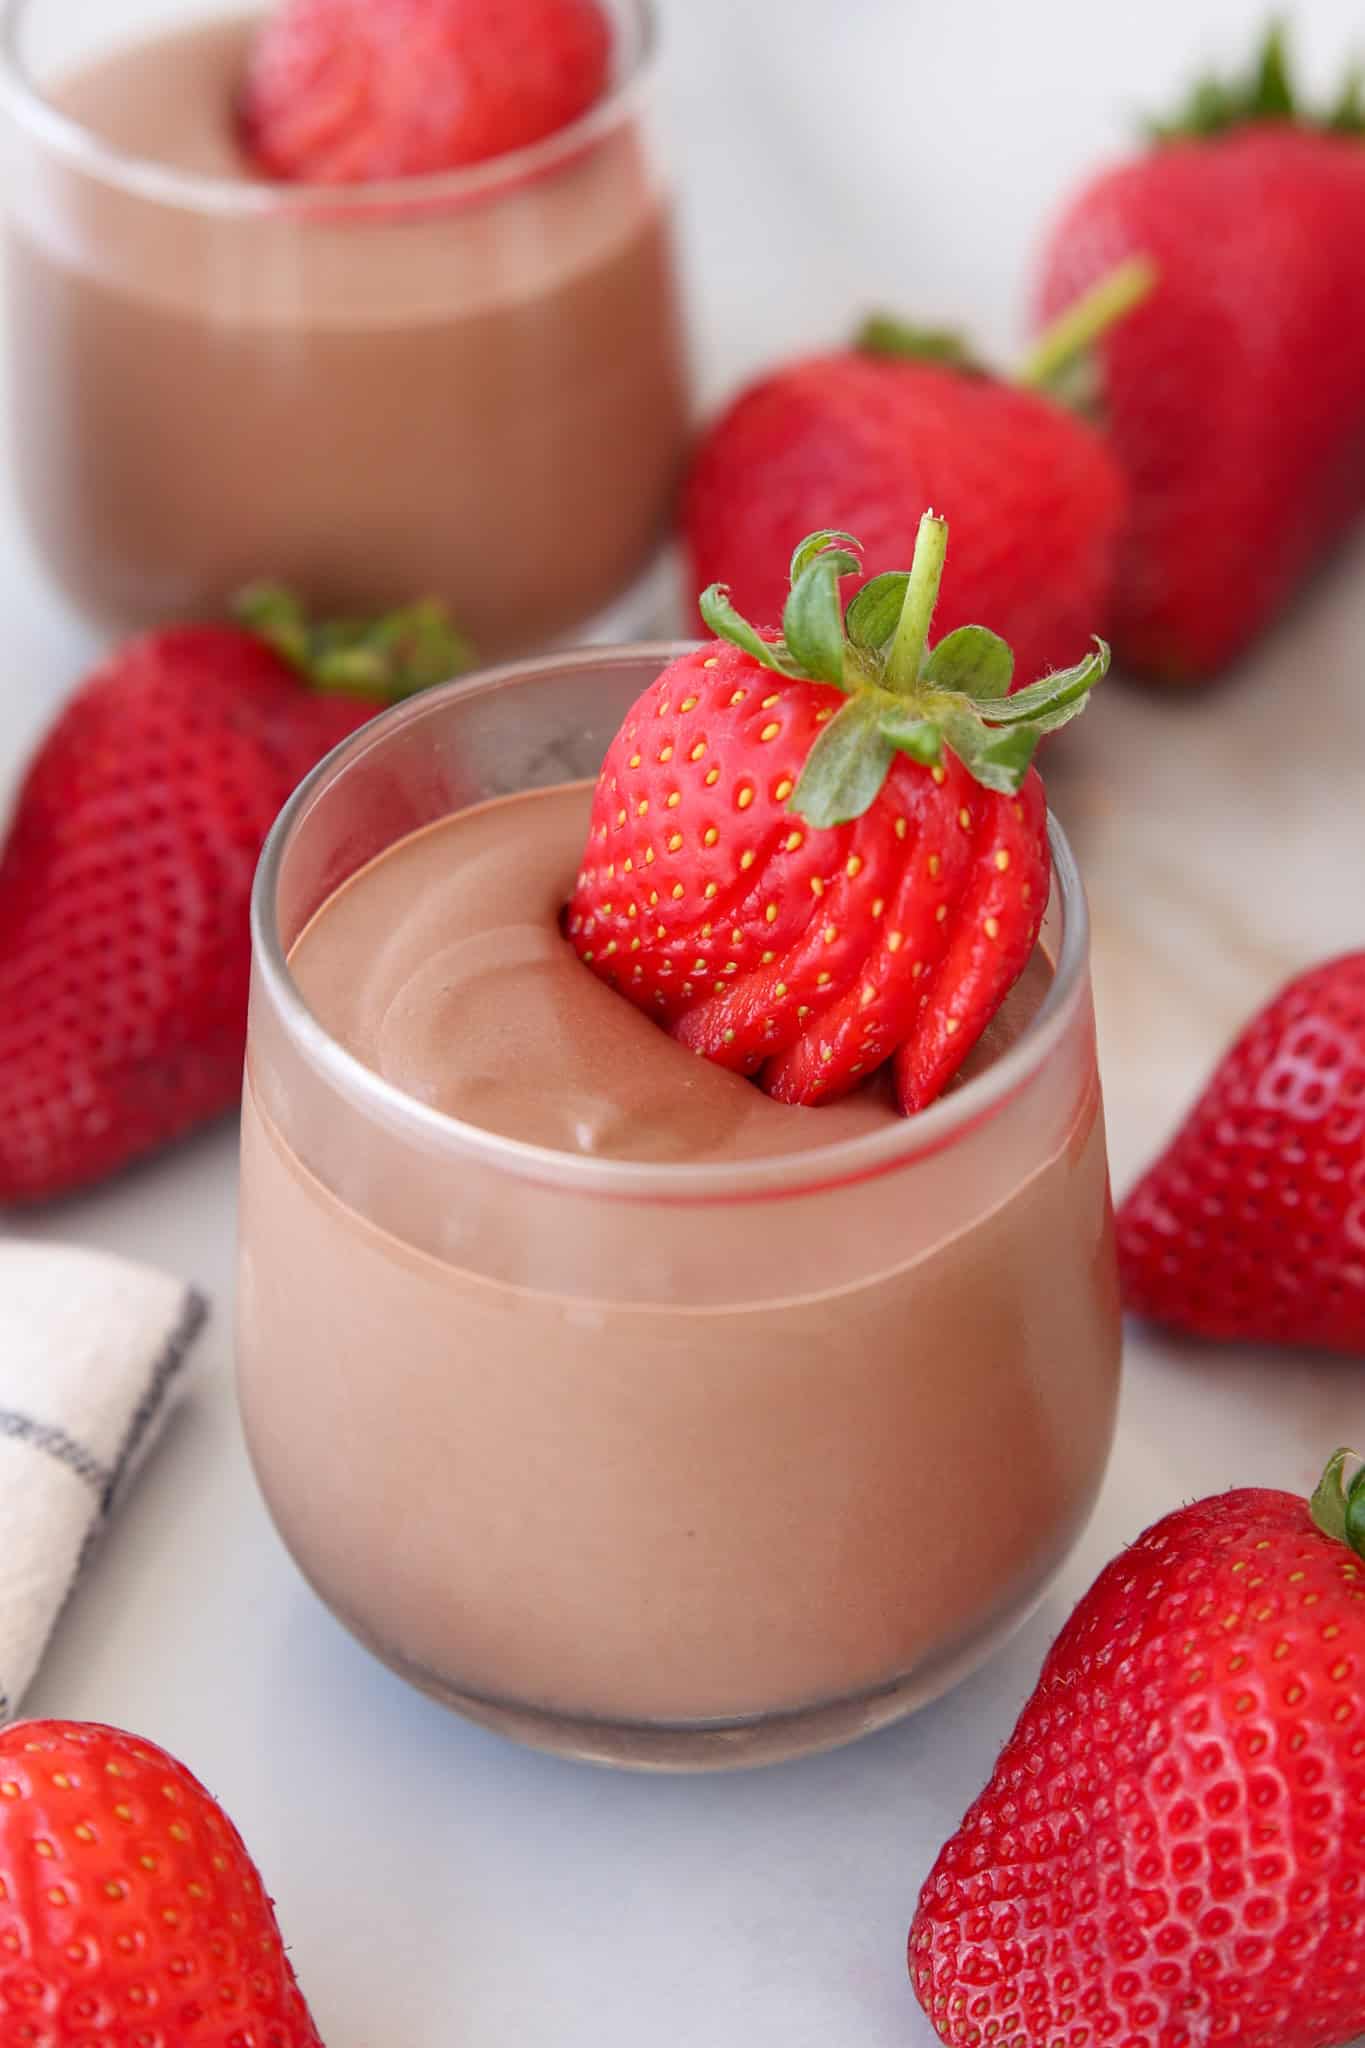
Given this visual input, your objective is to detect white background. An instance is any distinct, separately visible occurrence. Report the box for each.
[3,3,1365,2043]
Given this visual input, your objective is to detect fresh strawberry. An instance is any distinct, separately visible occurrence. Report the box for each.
[240,0,612,184]
[0,1719,322,2045]
[1117,952,1365,1354]
[1034,28,1365,683]
[910,1450,1365,2048]
[566,518,1107,1112]
[0,591,468,1206]
[681,266,1147,689]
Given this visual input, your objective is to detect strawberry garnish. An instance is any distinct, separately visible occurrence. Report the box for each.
[240,0,613,184]
[1117,951,1365,1353]
[910,1450,1365,2048]
[0,591,470,1207]
[0,1720,323,2044]
[566,517,1107,1112]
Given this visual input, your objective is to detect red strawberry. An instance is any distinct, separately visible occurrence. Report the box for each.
[0,591,468,1206]
[0,1719,322,2045]
[1117,952,1365,1354]
[1034,29,1365,683]
[909,1450,1365,2048]
[240,0,612,184]
[566,518,1107,1112]
[681,267,1146,689]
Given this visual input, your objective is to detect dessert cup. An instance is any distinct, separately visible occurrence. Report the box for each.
[237,645,1123,1771]
[0,0,689,655]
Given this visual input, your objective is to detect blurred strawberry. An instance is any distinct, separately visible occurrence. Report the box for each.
[0,1719,323,2044]
[1035,27,1365,682]
[0,591,470,1205]
[681,264,1147,688]
[1117,951,1365,1353]
[241,0,612,183]
[568,518,1107,1110]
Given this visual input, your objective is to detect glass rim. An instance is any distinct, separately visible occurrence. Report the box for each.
[250,642,1094,1203]
[0,0,655,218]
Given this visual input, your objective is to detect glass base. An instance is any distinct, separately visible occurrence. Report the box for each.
[334,1595,1045,1773]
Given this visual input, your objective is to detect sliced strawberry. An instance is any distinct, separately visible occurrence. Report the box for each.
[567,519,1108,1112]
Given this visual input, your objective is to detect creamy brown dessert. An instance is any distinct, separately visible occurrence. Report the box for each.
[237,780,1121,1767]
[4,13,689,651]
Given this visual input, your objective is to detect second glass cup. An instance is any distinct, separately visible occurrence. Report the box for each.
[0,0,690,655]
[237,646,1123,1771]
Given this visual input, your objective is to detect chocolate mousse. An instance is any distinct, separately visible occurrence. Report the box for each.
[238,779,1121,1767]
[4,12,689,650]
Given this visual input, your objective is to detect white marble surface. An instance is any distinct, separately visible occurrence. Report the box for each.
[2,3,1364,2044]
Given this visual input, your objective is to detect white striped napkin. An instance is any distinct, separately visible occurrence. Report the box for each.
[0,1242,206,1722]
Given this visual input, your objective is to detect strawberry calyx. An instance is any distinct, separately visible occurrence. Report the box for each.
[855,317,988,376]
[234,583,475,702]
[699,513,1108,828]
[1150,22,1365,142]
[1309,1447,1365,1559]
[859,257,1155,413]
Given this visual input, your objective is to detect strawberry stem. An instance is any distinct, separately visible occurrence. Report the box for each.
[1017,256,1157,396]
[1309,1447,1365,1559]
[885,512,949,695]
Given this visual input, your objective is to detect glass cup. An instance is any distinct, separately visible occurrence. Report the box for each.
[0,0,689,656]
[237,646,1122,1772]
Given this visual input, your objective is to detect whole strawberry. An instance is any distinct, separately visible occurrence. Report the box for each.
[910,1451,1365,2048]
[0,1720,322,2045]
[681,267,1146,688]
[0,592,468,1206]
[1035,28,1365,682]
[1117,952,1365,1354]
[240,0,612,183]
[567,518,1107,1112]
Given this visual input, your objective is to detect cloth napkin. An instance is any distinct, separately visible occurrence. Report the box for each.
[0,1242,206,1724]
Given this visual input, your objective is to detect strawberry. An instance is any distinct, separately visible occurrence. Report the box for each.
[909,1450,1365,2048]
[0,1719,322,2045]
[0,591,469,1206]
[1034,28,1365,683]
[680,265,1147,690]
[566,517,1107,1112]
[1116,952,1365,1354]
[240,0,612,184]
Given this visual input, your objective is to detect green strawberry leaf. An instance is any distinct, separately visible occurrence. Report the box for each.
[1251,20,1296,118]
[783,549,861,688]
[1327,63,1365,134]
[698,583,792,674]
[1310,1447,1365,1559]
[846,573,910,653]
[924,625,1015,699]
[856,316,985,375]
[790,529,861,585]
[941,711,1041,795]
[793,695,895,827]
[970,640,1110,730]
[878,703,945,768]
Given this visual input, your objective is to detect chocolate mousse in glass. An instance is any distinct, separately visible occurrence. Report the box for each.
[237,641,1123,1771]
[0,0,689,655]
